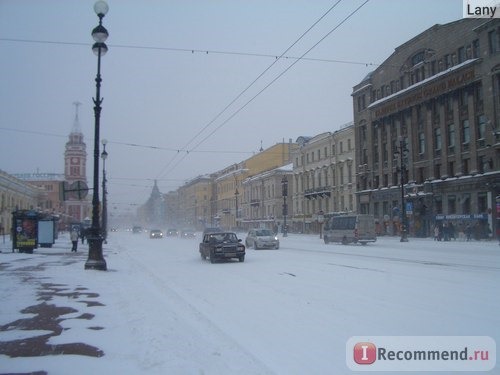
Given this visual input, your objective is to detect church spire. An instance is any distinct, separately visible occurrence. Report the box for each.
[72,101,82,134]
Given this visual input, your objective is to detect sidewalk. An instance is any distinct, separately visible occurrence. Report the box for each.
[0,236,105,373]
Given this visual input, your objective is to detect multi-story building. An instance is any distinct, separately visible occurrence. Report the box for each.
[0,170,44,235]
[177,175,213,229]
[352,18,500,237]
[212,141,298,230]
[164,190,180,228]
[291,123,356,233]
[240,163,292,232]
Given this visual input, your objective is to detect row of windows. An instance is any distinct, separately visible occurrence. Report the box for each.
[355,27,500,113]
[294,165,354,191]
[294,139,353,167]
[293,194,355,214]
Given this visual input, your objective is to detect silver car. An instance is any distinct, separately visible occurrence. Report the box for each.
[245,229,279,250]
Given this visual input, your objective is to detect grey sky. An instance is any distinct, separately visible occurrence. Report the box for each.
[0,0,462,212]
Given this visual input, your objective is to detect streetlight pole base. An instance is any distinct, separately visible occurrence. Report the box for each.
[85,234,107,270]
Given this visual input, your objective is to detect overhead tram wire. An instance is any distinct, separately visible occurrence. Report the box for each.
[154,0,344,180]
[163,0,371,177]
[0,126,296,156]
[0,37,384,68]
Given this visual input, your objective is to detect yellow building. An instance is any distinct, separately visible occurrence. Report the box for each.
[177,175,214,229]
[214,141,298,230]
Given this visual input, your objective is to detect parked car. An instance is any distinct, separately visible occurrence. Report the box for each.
[323,214,377,245]
[180,229,196,239]
[166,228,179,237]
[149,229,163,239]
[132,226,143,233]
[245,228,279,249]
[199,232,245,263]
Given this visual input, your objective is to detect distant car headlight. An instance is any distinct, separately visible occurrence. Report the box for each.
[274,236,278,241]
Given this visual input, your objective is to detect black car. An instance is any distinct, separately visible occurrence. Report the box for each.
[149,229,163,239]
[199,232,245,263]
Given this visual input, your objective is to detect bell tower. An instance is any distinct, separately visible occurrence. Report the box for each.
[64,102,90,222]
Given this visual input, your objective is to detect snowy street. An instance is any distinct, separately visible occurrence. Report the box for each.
[1,232,499,374]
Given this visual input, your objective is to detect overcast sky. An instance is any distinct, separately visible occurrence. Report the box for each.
[0,0,462,213]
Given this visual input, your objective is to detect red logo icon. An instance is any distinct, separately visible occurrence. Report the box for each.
[353,342,377,364]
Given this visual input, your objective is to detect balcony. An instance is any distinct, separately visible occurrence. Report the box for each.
[250,199,260,207]
[304,186,331,200]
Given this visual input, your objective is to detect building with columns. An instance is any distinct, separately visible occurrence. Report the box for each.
[291,124,356,233]
[352,18,500,237]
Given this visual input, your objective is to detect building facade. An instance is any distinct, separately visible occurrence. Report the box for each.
[240,164,292,232]
[177,175,213,230]
[0,170,44,235]
[291,124,357,233]
[352,18,500,237]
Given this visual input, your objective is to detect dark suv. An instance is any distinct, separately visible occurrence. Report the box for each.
[199,232,245,263]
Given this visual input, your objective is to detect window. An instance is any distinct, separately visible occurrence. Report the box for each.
[435,196,443,214]
[449,161,455,177]
[434,128,442,150]
[448,124,455,148]
[448,195,457,214]
[434,163,441,179]
[472,39,480,58]
[462,119,470,144]
[419,132,425,154]
[477,115,486,139]
[458,46,466,63]
[478,192,487,213]
[463,158,470,175]
[488,28,500,54]
[324,147,328,158]
[462,193,471,214]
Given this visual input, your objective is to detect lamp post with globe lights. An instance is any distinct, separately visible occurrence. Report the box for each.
[394,136,409,242]
[101,139,108,244]
[85,0,109,270]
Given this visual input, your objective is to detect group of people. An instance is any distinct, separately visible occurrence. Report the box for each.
[433,221,491,241]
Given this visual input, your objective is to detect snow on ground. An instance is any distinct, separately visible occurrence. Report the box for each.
[0,231,499,374]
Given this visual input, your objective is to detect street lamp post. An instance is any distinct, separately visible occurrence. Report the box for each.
[394,136,409,242]
[85,0,109,270]
[101,139,108,244]
[281,175,288,237]
[234,188,239,231]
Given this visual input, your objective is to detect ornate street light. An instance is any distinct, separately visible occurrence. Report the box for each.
[85,0,109,270]
[234,188,239,230]
[281,175,288,237]
[101,139,108,244]
[394,136,409,242]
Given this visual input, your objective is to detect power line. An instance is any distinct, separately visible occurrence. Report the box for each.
[163,0,371,177]
[0,37,382,68]
[155,0,345,180]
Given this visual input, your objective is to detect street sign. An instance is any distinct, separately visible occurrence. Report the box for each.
[69,180,89,200]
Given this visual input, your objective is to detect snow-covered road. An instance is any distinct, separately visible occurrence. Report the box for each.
[1,232,498,374]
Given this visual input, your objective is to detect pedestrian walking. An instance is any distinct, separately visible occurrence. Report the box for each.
[70,230,79,252]
[434,225,440,241]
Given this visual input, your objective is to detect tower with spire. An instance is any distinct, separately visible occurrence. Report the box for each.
[64,102,91,222]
